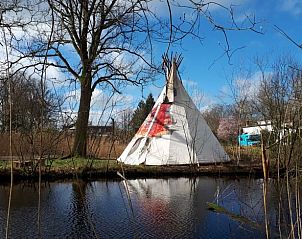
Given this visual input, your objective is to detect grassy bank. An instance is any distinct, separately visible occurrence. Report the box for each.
[0,141,267,181]
[0,156,267,182]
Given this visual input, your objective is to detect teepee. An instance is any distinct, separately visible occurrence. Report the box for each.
[118,56,229,165]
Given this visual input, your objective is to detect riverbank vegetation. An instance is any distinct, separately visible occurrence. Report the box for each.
[0,156,265,182]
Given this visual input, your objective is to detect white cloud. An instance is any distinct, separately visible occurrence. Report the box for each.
[148,0,249,16]
[182,79,218,110]
[0,26,66,82]
[207,0,249,9]
[279,0,302,16]
[219,71,268,102]
[63,88,135,126]
[183,79,198,88]
[197,94,217,112]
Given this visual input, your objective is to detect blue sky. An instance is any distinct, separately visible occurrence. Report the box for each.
[129,0,302,109]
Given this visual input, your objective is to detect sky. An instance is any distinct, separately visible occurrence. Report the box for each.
[132,0,302,109]
[1,0,302,125]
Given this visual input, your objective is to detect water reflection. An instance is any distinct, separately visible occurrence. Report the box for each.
[127,178,215,238]
[0,177,299,238]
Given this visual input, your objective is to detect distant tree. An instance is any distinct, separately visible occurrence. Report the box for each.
[0,73,59,132]
[253,56,302,167]
[131,100,146,130]
[217,117,238,143]
[131,93,155,131]
[119,108,133,133]
[202,104,235,136]
[145,93,155,116]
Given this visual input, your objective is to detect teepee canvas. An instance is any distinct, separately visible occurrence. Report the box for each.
[118,57,230,165]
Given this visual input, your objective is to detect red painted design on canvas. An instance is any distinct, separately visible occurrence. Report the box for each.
[136,104,172,137]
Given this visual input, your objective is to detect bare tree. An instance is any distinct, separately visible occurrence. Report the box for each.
[222,65,257,163]
[202,104,233,136]
[0,72,59,132]
[254,56,302,169]
[8,0,161,156]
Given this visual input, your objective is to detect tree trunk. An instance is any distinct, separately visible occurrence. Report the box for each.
[72,82,92,157]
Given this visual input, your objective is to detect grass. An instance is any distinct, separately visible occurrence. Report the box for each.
[0,158,120,173]
[0,157,161,173]
[224,145,262,162]
[45,157,119,171]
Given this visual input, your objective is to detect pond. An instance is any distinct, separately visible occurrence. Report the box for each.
[0,177,299,238]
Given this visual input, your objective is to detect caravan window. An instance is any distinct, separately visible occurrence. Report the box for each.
[249,135,260,141]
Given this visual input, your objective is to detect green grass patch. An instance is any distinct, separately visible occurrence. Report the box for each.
[45,157,119,171]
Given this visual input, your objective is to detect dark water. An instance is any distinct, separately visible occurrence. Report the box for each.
[0,177,297,238]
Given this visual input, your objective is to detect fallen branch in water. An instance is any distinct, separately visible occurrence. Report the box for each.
[207,202,262,230]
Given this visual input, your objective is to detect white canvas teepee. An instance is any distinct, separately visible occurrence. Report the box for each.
[118,57,230,165]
